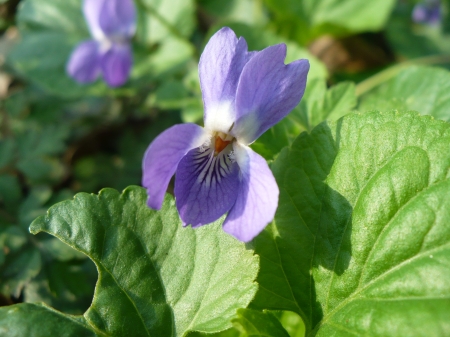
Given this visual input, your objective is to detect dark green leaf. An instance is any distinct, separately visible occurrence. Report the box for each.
[252,111,450,336]
[0,303,95,337]
[15,186,259,336]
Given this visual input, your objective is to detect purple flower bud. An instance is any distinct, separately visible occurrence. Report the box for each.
[142,27,310,242]
[412,0,441,25]
[67,0,136,87]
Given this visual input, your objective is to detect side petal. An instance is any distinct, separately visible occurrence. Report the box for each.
[99,0,136,38]
[174,147,240,227]
[100,43,133,87]
[232,44,310,145]
[200,27,256,134]
[66,40,101,84]
[142,124,208,210]
[83,0,107,40]
[223,144,279,242]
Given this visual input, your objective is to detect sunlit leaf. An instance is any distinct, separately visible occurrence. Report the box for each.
[2,187,259,336]
[252,111,450,336]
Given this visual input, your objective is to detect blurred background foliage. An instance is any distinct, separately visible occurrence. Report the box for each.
[1,0,450,334]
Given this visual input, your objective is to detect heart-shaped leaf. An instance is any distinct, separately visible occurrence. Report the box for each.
[251,111,450,336]
[1,187,258,336]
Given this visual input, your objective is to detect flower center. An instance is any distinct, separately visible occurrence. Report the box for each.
[213,132,234,156]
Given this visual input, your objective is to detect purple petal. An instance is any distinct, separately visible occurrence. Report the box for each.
[83,0,107,40]
[232,44,310,145]
[174,146,240,227]
[100,43,133,87]
[99,0,136,38]
[223,144,279,242]
[142,124,207,210]
[200,27,256,134]
[66,40,101,84]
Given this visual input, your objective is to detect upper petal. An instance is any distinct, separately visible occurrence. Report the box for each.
[222,144,279,242]
[98,0,136,39]
[175,146,240,227]
[100,43,133,87]
[200,27,256,134]
[231,44,310,145]
[142,124,208,210]
[83,0,107,40]
[66,40,101,84]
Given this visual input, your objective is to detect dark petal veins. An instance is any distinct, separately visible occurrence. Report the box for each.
[175,147,240,227]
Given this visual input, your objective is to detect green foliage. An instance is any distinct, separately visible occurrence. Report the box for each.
[359,66,450,122]
[263,0,396,43]
[0,187,260,336]
[232,309,290,336]
[3,0,450,334]
[251,111,450,336]
[10,0,105,97]
[136,0,196,44]
[386,1,450,59]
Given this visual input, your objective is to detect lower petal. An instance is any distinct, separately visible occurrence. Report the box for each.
[66,40,101,84]
[175,146,240,227]
[142,124,207,210]
[223,144,279,242]
[101,43,133,87]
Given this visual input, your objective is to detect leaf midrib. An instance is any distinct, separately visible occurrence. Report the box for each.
[307,242,450,336]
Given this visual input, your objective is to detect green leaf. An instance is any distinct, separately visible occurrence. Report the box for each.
[385,2,450,59]
[252,111,450,336]
[23,260,96,315]
[18,186,258,336]
[263,0,396,43]
[232,309,290,337]
[136,0,195,45]
[0,303,95,337]
[0,175,22,213]
[296,79,357,131]
[0,245,42,298]
[8,32,106,98]
[16,0,87,34]
[0,138,15,169]
[198,0,268,26]
[132,37,194,81]
[359,66,450,122]
[277,311,305,337]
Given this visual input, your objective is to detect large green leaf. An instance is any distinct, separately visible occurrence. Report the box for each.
[2,186,258,336]
[359,66,450,122]
[251,111,450,336]
[263,0,396,43]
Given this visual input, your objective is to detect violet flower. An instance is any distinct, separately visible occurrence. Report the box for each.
[412,0,441,25]
[142,27,309,242]
[66,0,136,87]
